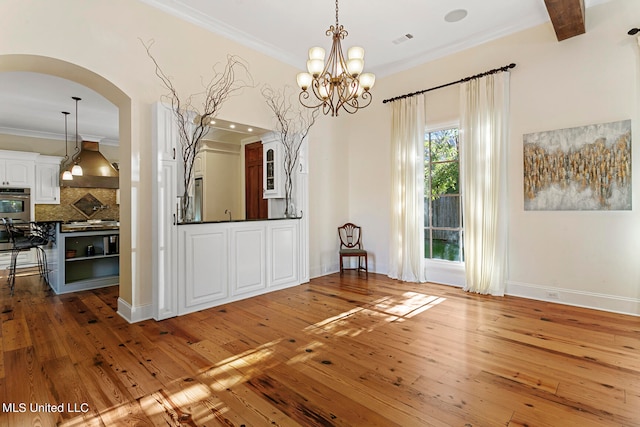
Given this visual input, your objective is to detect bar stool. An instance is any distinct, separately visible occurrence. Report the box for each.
[2,218,50,294]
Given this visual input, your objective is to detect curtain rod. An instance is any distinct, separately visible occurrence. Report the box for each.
[382,63,516,104]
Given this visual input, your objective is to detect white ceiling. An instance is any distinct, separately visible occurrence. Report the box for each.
[0,0,609,146]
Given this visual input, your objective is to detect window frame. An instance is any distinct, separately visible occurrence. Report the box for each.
[424,123,464,264]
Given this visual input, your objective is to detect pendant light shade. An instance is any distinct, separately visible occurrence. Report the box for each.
[71,163,83,176]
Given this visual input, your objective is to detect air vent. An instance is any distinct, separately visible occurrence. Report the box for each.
[392,34,414,45]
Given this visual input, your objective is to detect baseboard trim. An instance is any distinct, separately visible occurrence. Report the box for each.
[117,297,154,323]
[505,280,640,317]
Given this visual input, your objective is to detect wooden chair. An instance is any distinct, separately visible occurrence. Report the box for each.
[338,223,368,278]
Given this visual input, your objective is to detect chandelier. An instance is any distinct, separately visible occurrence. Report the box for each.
[296,0,375,116]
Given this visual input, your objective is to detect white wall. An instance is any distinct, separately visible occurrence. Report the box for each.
[4,0,638,316]
[345,0,640,314]
[0,0,338,314]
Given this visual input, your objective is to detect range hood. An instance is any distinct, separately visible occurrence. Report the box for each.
[62,141,119,189]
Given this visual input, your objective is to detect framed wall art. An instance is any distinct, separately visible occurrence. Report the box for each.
[523,119,631,211]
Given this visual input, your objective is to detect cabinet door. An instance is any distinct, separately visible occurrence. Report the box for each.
[34,163,61,204]
[152,102,178,161]
[152,101,180,320]
[3,160,33,187]
[262,141,284,198]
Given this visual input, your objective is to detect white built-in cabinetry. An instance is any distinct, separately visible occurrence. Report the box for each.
[34,155,63,204]
[0,150,63,205]
[177,219,299,316]
[0,150,38,187]
[151,102,309,321]
[152,102,179,320]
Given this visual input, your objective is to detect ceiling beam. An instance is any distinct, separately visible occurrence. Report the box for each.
[544,0,586,41]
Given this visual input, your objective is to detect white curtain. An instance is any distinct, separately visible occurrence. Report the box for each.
[460,72,510,295]
[388,95,427,283]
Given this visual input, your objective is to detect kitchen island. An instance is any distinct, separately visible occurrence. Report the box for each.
[45,221,120,294]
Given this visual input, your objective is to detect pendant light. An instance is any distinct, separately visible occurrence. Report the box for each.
[61,111,73,181]
[71,96,83,176]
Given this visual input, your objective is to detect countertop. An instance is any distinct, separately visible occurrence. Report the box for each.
[31,220,120,233]
[177,216,301,226]
[60,221,120,232]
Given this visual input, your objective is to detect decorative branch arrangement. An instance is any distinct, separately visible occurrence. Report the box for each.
[142,39,254,221]
[262,86,319,217]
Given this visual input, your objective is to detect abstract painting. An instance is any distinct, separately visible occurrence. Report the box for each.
[523,120,631,210]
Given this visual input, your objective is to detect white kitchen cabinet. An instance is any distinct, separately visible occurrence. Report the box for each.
[267,221,298,288]
[177,219,300,316]
[152,102,178,162]
[261,132,284,198]
[34,156,63,204]
[0,150,38,188]
[179,223,229,313]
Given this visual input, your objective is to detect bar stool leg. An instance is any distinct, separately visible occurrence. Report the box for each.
[37,247,49,285]
[9,248,18,295]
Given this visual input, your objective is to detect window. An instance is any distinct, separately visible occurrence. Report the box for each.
[424,127,463,262]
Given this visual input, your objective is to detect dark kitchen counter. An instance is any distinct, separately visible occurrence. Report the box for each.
[59,220,120,233]
[177,216,301,226]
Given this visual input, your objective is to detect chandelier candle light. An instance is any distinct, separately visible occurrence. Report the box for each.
[296,0,375,116]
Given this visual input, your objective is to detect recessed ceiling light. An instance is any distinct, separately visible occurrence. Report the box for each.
[248,128,253,132]
[229,124,235,129]
[444,9,468,23]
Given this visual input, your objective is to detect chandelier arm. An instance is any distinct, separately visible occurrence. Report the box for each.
[298,89,327,111]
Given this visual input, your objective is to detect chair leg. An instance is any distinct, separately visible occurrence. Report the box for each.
[339,255,343,276]
[36,247,42,277]
[364,254,368,279]
[37,247,49,285]
[9,248,18,295]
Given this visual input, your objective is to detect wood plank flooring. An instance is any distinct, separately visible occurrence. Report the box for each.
[0,270,639,426]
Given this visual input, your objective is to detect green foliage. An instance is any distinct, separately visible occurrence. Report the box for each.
[425,129,459,200]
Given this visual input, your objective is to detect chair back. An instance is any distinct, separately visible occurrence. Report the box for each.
[338,223,363,250]
[2,217,21,244]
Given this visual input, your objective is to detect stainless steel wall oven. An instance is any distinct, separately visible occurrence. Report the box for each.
[0,188,31,251]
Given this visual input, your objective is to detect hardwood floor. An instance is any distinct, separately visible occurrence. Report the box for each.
[0,270,639,426]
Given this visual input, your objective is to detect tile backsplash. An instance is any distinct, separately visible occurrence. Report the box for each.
[35,187,119,222]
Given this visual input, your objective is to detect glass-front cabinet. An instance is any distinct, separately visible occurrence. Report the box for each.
[262,132,284,198]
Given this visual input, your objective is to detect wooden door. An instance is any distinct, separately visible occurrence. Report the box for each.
[245,142,268,219]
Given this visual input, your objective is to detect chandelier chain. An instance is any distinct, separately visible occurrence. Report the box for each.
[335,0,339,27]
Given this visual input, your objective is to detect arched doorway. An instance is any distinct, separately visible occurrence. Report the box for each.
[0,54,132,308]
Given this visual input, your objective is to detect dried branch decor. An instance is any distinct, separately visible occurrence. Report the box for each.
[142,39,254,221]
[262,86,319,217]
